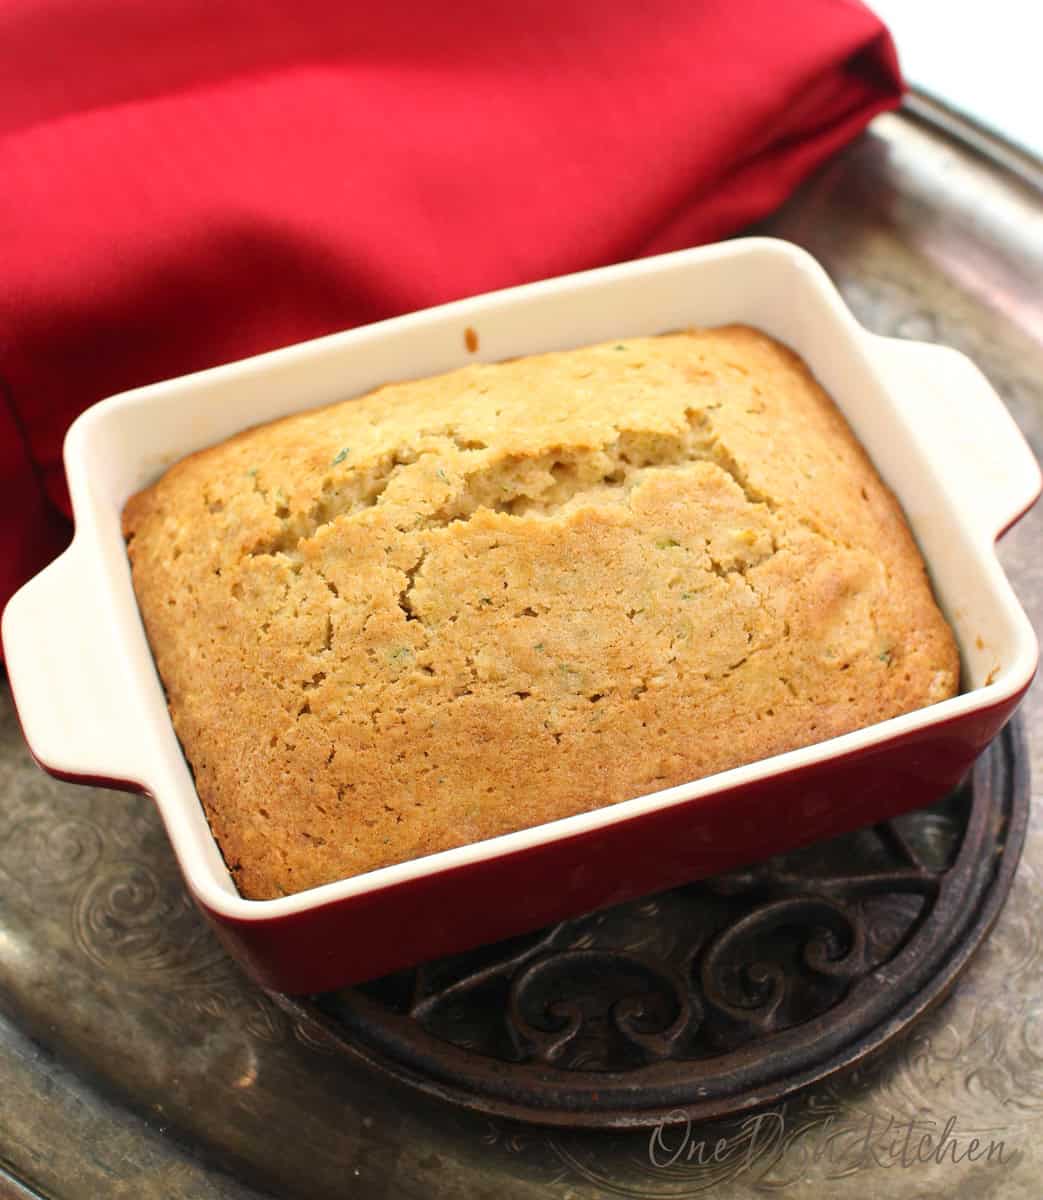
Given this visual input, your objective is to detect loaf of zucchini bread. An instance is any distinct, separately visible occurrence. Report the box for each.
[123,326,959,899]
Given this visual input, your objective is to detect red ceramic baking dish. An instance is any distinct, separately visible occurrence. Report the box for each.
[3,239,1039,994]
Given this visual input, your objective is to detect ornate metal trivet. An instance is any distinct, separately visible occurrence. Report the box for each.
[280,720,1029,1130]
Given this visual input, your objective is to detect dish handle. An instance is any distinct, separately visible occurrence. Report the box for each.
[2,540,148,791]
[865,333,1042,543]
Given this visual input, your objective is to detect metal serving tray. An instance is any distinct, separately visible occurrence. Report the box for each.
[1,97,1041,1199]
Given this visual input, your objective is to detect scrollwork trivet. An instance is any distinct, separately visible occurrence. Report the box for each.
[276,720,1028,1129]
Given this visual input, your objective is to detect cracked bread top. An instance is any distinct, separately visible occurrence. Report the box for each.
[123,325,960,899]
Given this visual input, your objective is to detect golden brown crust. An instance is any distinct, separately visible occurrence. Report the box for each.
[123,327,960,898]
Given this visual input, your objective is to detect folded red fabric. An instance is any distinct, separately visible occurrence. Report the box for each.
[0,0,901,629]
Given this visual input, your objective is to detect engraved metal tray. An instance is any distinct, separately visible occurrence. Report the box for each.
[2,97,1042,1198]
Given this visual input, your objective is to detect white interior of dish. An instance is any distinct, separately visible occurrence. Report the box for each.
[58,239,1040,917]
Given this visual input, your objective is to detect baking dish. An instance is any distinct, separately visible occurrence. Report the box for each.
[3,238,1039,995]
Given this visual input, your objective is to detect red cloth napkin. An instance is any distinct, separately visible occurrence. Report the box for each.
[0,0,901,630]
